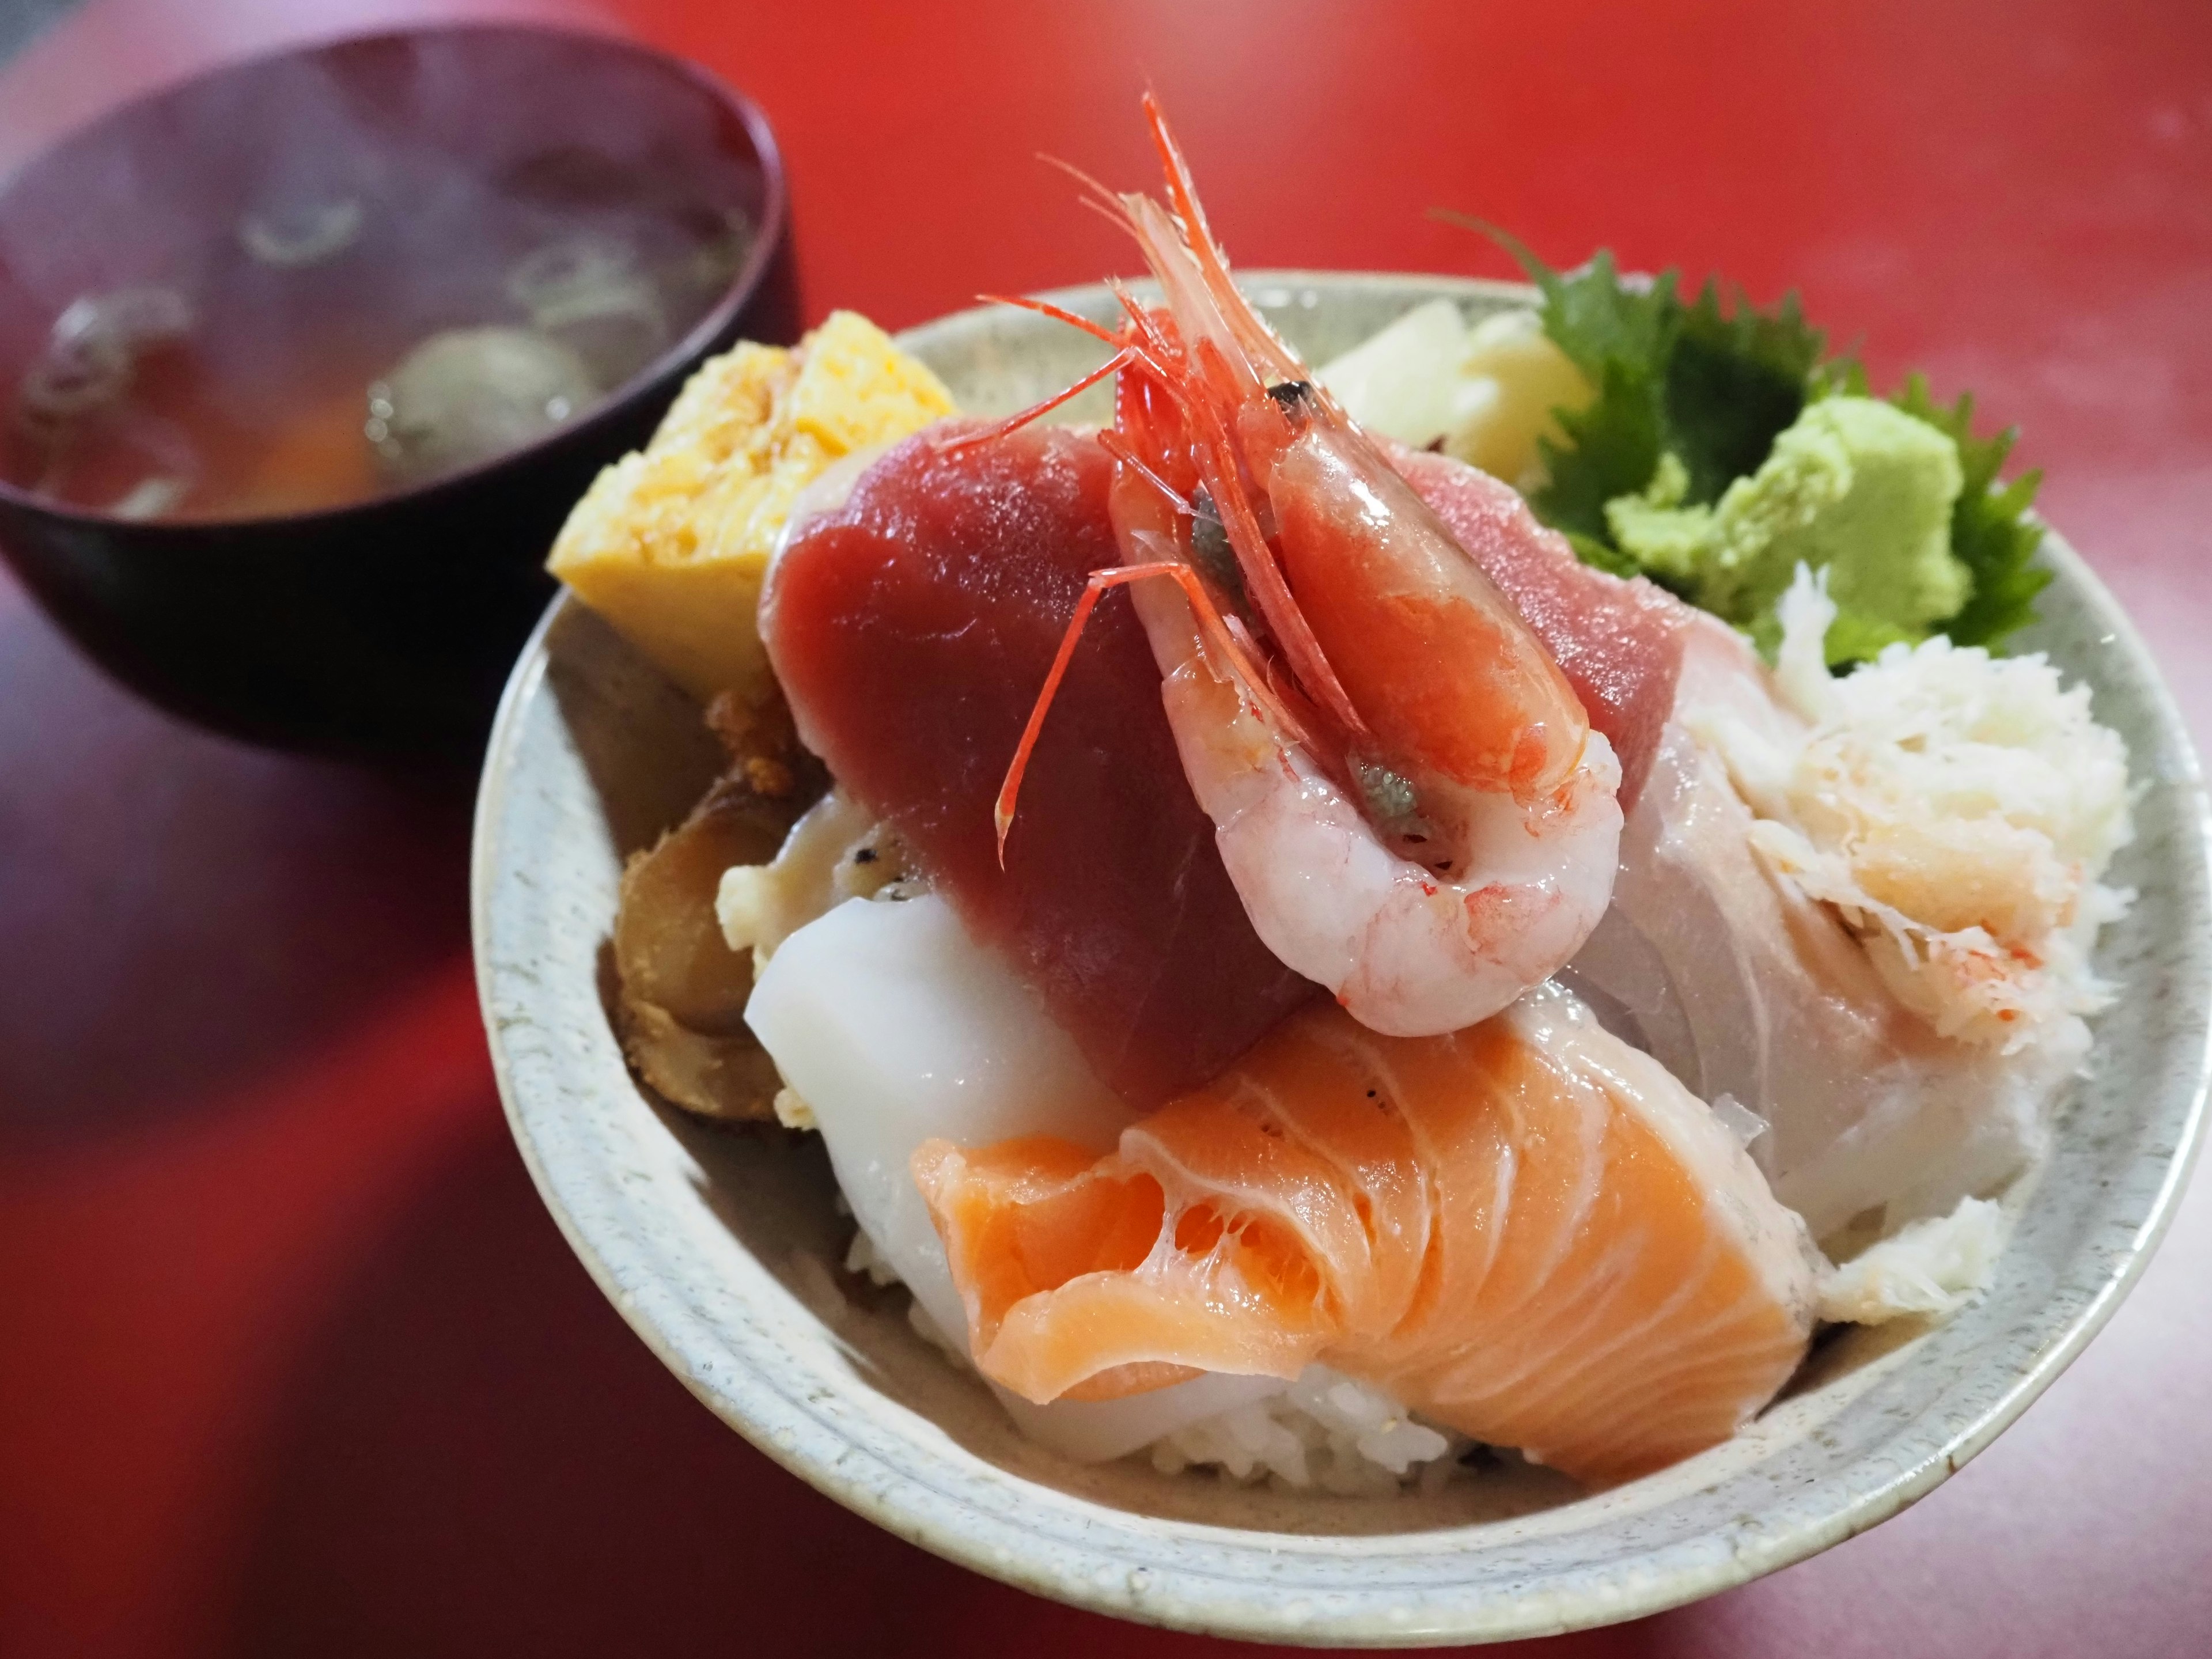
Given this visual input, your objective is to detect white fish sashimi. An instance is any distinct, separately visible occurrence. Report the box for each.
[1571,621,2082,1242]
[745,891,1284,1460]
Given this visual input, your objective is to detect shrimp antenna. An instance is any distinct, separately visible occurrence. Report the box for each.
[933,346,1138,454]
[1038,151,1129,221]
[1106,279,1178,366]
[977,292,1121,347]
[980,291,1197,396]
[992,93,1381,839]
[1049,99,1368,749]
[1094,428,1189,514]
[996,562,1304,863]
[937,300,1186,454]
[1074,192,1141,243]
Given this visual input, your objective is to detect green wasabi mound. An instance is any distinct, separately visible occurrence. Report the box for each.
[1604,396,1969,664]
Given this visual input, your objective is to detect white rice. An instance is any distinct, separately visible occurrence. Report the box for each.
[1147,1368,1467,1496]
[843,1220,904,1286]
[843,1224,1465,1492]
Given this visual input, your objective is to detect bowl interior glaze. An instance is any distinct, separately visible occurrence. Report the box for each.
[472,274,2210,1646]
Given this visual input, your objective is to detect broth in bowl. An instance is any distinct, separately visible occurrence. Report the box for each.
[0,34,762,522]
[0,25,790,757]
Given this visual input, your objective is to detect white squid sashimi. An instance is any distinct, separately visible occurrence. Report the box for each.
[745,891,1285,1460]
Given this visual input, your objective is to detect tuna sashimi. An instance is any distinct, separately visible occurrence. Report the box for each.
[1393,445,1694,808]
[914,984,1819,1487]
[762,422,1318,1108]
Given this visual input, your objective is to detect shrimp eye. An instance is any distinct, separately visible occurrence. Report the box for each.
[1266,378,1314,413]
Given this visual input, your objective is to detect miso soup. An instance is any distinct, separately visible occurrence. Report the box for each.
[0,28,770,522]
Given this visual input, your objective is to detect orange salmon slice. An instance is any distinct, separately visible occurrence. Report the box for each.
[912,986,1820,1486]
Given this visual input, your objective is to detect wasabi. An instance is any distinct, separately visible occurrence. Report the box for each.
[1605,396,1969,662]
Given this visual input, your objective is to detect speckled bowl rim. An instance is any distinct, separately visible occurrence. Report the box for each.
[473,272,2212,1646]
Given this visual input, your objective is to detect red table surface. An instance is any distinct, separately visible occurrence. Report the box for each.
[3,2,2209,1655]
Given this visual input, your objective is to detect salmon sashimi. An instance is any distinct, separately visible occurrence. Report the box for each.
[914,984,1820,1486]
[1392,444,1696,810]
[762,421,1318,1108]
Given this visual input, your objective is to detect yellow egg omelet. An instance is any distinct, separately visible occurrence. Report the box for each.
[548,310,956,704]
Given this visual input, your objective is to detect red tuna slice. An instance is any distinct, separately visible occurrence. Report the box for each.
[761,421,1320,1109]
[1391,445,1695,808]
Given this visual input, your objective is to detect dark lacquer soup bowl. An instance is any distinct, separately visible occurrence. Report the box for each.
[0,22,793,760]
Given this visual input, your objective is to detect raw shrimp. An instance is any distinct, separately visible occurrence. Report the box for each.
[983,99,1622,1036]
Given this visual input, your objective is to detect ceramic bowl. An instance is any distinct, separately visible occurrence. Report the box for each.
[472,274,2211,1645]
[0,24,794,760]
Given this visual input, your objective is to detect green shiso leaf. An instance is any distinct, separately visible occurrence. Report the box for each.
[1666,279,1825,504]
[1889,375,2052,649]
[1474,224,1678,381]
[1534,359,1665,554]
[1560,526,1642,580]
[1466,226,2047,653]
[1476,227,1819,545]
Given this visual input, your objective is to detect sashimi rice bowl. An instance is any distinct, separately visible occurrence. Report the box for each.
[475,99,2210,1642]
